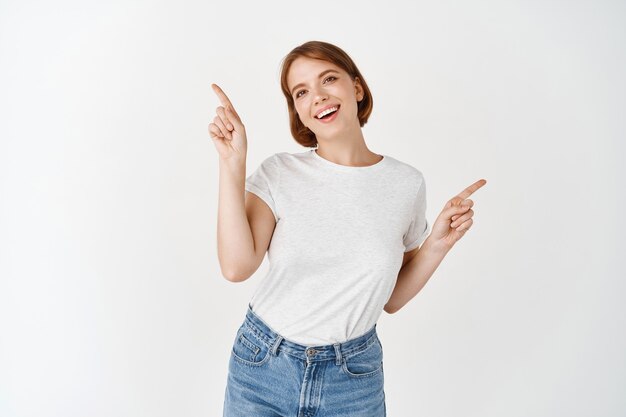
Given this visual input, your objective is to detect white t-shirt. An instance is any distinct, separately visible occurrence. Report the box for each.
[244,149,431,346]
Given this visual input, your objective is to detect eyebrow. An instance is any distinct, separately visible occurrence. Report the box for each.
[290,69,339,96]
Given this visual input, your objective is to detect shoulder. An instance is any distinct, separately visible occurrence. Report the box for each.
[269,150,314,172]
[381,154,426,185]
[250,151,307,179]
[258,151,304,164]
[252,152,287,172]
[273,150,309,163]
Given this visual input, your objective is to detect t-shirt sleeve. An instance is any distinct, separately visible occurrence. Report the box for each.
[403,176,431,252]
[245,154,280,222]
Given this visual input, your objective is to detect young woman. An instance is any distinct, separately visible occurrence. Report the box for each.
[210,40,486,416]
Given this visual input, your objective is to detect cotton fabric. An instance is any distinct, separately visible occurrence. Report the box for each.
[244,149,430,346]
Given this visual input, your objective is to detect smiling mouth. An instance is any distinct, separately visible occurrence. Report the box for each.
[316,105,340,120]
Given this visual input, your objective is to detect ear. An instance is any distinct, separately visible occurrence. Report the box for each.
[354,77,364,102]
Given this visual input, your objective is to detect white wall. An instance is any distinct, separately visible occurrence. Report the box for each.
[0,0,624,416]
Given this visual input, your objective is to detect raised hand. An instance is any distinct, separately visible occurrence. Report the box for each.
[429,179,487,250]
[208,84,248,162]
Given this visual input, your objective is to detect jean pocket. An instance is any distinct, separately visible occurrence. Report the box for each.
[231,322,272,367]
[341,335,384,378]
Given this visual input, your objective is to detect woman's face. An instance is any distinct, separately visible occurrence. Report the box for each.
[287,56,364,138]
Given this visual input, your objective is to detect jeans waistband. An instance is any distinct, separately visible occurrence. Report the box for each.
[243,303,379,364]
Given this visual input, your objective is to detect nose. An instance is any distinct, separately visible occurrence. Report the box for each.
[313,89,328,105]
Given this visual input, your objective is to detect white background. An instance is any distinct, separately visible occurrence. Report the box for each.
[1,0,624,416]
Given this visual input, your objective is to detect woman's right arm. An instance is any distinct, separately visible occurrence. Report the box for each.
[210,84,275,282]
[216,158,254,281]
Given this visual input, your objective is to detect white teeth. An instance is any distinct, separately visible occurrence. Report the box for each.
[316,106,338,119]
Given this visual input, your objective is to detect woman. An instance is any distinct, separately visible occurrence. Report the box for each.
[210,40,486,416]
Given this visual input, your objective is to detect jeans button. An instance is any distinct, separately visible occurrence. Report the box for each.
[306,348,317,357]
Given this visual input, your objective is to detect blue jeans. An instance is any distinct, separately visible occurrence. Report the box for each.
[223,304,386,416]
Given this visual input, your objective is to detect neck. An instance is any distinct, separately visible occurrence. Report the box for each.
[314,122,381,167]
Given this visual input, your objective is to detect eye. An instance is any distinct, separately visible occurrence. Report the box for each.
[294,76,337,99]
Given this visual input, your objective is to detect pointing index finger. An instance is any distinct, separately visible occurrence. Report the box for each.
[211,83,242,121]
[456,179,487,200]
[211,83,234,110]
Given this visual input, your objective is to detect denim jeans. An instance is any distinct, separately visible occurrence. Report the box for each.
[223,304,386,416]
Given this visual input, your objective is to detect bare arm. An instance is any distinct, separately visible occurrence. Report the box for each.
[384,237,449,314]
[384,178,486,313]
[217,159,256,281]
[210,84,275,282]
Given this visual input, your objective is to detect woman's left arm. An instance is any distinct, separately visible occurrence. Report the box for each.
[384,179,487,314]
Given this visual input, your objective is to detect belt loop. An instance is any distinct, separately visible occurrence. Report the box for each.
[271,335,283,356]
[334,343,342,366]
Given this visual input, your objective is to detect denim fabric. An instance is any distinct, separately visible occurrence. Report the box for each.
[223,304,386,417]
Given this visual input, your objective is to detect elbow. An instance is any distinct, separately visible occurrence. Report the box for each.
[221,266,251,283]
[384,304,398,315]
[218,253,255,282]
